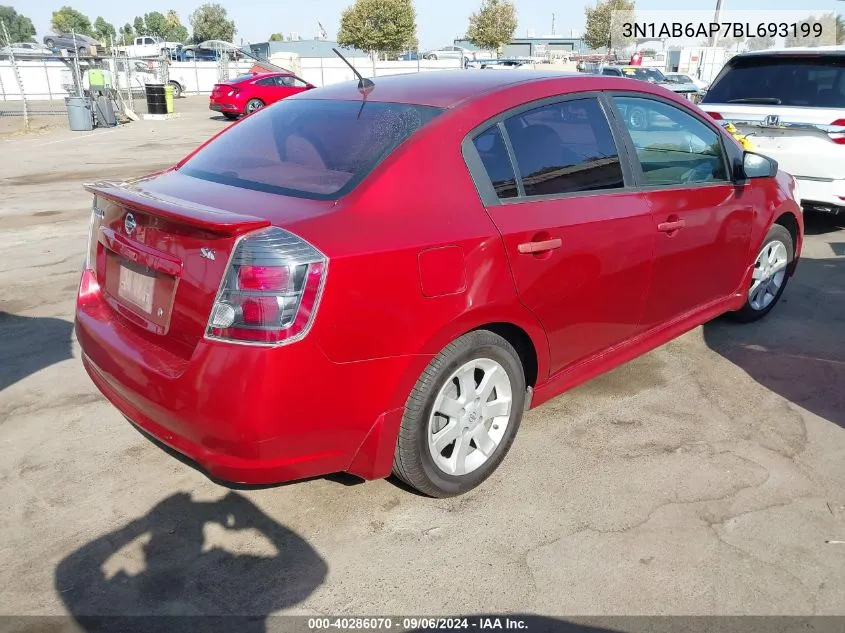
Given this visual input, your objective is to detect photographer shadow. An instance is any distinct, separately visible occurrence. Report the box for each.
[55,492,327,633]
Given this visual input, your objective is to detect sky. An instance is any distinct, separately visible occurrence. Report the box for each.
[9,0,845,49]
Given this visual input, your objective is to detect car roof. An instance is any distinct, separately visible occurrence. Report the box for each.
[731,46,845,59]
[299,69,583,108]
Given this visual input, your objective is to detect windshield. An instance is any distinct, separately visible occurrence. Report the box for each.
[622,67,667,82]
[180,99,443,199]
[703,56,845,107]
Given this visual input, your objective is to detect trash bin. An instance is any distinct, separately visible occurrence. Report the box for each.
[65,96,93,131]
[164,84,174,114]
[145,83,167,115]
[93,94,117,127]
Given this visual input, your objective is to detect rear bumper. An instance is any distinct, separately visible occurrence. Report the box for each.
[793,177,845,213]
[208,101,240,114]
[75,270,416,485]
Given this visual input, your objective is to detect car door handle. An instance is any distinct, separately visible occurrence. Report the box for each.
[517,238,562,254]
[657,219,686,232]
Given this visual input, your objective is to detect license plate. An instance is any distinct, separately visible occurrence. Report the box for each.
[118,265,155,314]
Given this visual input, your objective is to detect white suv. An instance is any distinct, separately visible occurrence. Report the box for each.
[700,47,845,214]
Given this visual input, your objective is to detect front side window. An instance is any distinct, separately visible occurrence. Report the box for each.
[472,125,518,199]
[180,99,443,199]
[503,98,625,197]
[612,96,728,186]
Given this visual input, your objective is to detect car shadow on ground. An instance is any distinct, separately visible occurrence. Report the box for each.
[703,253,845,429]
[55,492,327,633]
[0,312,74,393]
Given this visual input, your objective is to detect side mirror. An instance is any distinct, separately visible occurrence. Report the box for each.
[742,151,778,179]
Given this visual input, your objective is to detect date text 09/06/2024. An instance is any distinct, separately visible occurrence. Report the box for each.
[622,21,825,39]
[307,617,529,631]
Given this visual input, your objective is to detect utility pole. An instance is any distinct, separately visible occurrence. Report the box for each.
[552,13,556,36]
[709,0,724,47]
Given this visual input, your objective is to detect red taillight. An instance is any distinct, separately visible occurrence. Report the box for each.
[704,111,723,120]
[830,119,845,145]
[207,227,328,346]
[238,265,291,292]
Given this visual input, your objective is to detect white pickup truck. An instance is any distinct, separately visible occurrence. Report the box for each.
[116,36,181,58]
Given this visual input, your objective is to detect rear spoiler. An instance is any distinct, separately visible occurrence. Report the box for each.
[84,179,271,235]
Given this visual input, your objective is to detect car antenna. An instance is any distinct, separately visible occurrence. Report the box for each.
[332,47,375,98]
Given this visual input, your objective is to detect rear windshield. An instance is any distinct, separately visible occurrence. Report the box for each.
[702,56,845,108]
[226,74,257,84]
[180,99,443,199]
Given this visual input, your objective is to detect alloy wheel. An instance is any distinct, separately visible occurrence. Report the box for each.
[749,239,788,311]
[427,358,513,476]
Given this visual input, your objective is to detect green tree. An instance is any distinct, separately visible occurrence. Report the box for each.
[133,16,145,35]
[0,5,36,43]
[834,12,843,45]
[118,22,133,45]
[93,16,116,46]
[583,0,635,53]
[337,0,417,55]
[785,13,829,48]
[269,32,283,41]
[466,0,517,55]
[143,11,167,37]
[189,3,236,43]
[164,10,189,42]
[745,34,774,51]
[50,6,93,36]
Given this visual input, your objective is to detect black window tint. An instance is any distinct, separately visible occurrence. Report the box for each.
[180,100,443,200]
[504,98,624,197]
[612,96,728,186]
[472,126,518,199]
[255,77,276,86]
[702,56,845,108]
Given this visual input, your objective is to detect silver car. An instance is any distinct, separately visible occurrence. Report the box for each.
[0,42,54,58]
[422,45,475,61]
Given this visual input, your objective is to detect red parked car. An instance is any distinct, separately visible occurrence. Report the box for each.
[209,71,315,119]
[77,71,803,497]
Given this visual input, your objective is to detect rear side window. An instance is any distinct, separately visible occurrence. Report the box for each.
[472,126,518,199]
[180,99,443,199]
[503,98,625,197]
[703,56,845,108]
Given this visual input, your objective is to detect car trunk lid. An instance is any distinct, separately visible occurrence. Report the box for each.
[699,103,845,179]
[85,171,335,358]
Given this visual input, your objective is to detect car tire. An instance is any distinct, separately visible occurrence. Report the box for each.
[77,46,88,56]
[222,113,239,120]
[45,39,55,49]
[427,54,438,61]
[392,330,526,498]
[729,224,794,323]
[245,98,264,114]
[168,81,182,98]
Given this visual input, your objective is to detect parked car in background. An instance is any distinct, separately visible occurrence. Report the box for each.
[422,45,475,61]
[469,59,533,70]
[665,72,708,91]
[77,71,802,498]
[0,42,55,58]
[209,72,315,119]
[116,36,182,58]
[600,65,700,100]
[169,45,221,62]
[397,51,419,61]
[43,33,102,56]
[701,47,845,215]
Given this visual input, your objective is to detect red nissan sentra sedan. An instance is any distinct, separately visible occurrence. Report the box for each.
[76,71,803,497]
